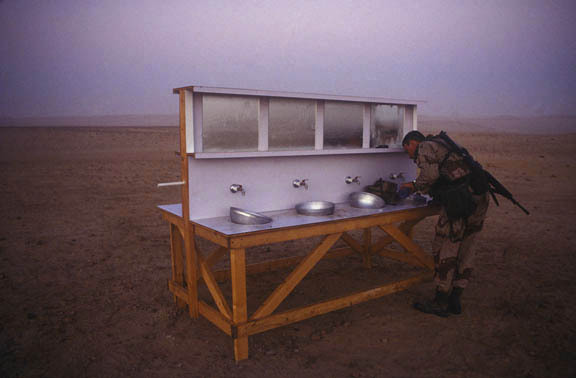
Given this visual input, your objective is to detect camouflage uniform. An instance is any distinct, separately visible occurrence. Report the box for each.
[413,139,489,293]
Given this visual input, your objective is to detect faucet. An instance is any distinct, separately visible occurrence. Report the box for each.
[293,179,309,190]
[230,184,246,196]
[345,176,361,185]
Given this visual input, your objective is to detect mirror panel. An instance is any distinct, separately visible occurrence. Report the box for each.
[202,94,259,152]
[268,98,315,151]
[324,101,363,149]
[370,104,404,147]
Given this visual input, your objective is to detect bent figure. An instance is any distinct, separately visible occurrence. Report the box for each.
[401,131,489,317]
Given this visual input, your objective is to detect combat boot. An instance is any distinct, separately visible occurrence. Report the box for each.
[413,289,450,317]
[448,287,464,315]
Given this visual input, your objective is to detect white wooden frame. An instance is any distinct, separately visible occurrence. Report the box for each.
[173,86,424,156]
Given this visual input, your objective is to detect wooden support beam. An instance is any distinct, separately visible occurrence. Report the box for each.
[362,228,373,268]
[184,225,199,318]
[212,246,357,282]
[194,224,229,247]
[161,211,184,233]
[179,89,199,319]
[379,224,434,270]
[199,301,232,336]
[229,206,439,248]
[199,257,232,320]
[205,246,228,268]
[251,233,342,320]
[230,248,249,361]
[399,218,424,239]
[341,232,363,254]
[371,235,395,254]
[377,248,427,267]
[168,279,189,303]
[242,271,433,337]
[169,224,186,308]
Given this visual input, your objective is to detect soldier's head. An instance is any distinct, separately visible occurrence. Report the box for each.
[402,131,425,159]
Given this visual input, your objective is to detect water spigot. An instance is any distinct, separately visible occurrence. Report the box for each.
[230,184,246,196]
[293,179,309,190]
[345,176,361,185]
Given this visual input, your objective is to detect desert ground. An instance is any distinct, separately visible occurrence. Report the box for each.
[1,123,575,377]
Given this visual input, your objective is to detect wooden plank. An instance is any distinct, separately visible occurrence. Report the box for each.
[341,232,363,254]
[242,271,433,337]
[199,301,232,336]
[230,207,438,248]
[251,233,342,320]
[205,246,228,268]
[377,248,427,267]
[379,224,434,270]
[170,224,186,308]
[199,257,232,319]
[399,218,424,239]
[371,235,395,253]
[194,223,229,247]
[362,228,373,268]
[211,246,357,282]
[371,216,428,253]
[160,210,185,232]
[230,248,249,361]
[179,89,199,319]
[168,280,189,303]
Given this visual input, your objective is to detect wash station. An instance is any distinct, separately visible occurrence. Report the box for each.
[157,86,439,361]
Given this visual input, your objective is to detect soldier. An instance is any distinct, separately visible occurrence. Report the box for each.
[400,131,489,317]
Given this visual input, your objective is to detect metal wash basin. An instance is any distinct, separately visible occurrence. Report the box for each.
[230,207,273,225]
[295,201,335,216]
[348,192,386,209]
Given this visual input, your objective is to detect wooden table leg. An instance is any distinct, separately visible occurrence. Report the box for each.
[230,248,248,361]
[170,224,186,308]
[184,224,199,318]
[362,228,372,268]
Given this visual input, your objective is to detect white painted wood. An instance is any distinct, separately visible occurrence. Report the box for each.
[362,104,371,148]
[174,85,425,106]
[258,98,269,151]
[403,105,417,136]
[315,101,324,150]
[192,92,203,153]
[192,147,404,159]
[184,90,194,153]
[186,153,415,219]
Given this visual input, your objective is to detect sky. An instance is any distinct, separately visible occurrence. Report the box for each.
[1,0,575,118]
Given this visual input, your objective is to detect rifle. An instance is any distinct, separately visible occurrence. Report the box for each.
[434,131,530,215]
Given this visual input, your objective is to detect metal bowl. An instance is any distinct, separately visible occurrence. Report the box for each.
[295,201,335,216]
[348,192,386,209]
[230,207,273,225]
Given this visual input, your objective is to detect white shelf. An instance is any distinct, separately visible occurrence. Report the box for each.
[190,147,404,159]
[173,85,425,106]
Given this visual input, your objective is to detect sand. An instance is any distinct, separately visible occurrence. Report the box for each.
[1,125,575,377]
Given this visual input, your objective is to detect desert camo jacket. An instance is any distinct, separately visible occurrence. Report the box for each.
[413,139,470,194]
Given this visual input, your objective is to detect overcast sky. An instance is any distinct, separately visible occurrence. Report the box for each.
[1,0,575,118]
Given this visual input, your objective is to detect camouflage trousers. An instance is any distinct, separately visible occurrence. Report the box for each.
[433,192,489,292]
